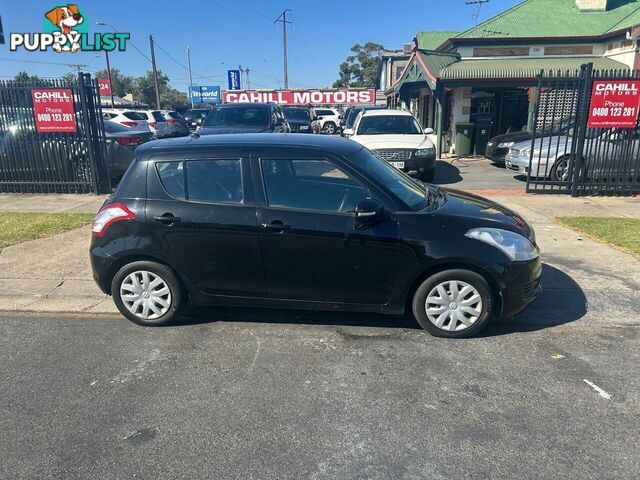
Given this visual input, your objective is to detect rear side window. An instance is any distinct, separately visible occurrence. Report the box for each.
[152,111,166,122]
[186,160,243,204]
[123,111,146,120]
[156,161,185,200]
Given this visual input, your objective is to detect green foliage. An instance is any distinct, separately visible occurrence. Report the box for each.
[131,70,188,110]
[0,212,94,249]
[333,42,384,88]
[93,68,134,98]
[557,217,640,257]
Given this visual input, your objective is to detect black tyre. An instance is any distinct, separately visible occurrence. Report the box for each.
[411,269,494,338]
[111,261,184,326]
[550,156,570,182]
[323,122,337,135]
[418,167,435,183]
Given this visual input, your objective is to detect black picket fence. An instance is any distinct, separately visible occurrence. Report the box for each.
[0,73,110,194]
[525,64,640,196]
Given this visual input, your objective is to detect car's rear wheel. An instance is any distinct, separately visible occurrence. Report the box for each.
[112,261,183,326]
[411,269,493,338]
[323,122,337,135]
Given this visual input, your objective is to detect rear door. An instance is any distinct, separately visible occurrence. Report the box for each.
[146,150,264,297]
[252,149,408,305]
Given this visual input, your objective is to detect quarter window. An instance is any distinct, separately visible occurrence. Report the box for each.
[261,158,369,213]
[156,161,185,200]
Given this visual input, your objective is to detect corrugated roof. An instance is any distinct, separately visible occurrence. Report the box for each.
[415,30,462,50]
[389,50,459,93]
[440,56,629,80]
[456,0,640,39]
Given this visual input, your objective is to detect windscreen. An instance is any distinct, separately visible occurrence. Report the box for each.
[204,107,269,127]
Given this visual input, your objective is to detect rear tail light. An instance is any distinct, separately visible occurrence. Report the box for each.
[148,122,157,129]
[121,121,137,127]
[167,119,180,125]
[116,136,143,146]
[92,202,135,237]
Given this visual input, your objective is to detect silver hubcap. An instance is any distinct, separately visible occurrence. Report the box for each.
[120,271,171,320]
[425,280,483,332]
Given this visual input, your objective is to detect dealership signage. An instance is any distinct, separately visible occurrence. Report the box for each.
[97,78,111,96]
[587,80,640,128]
[31,88,77,133]
[222,89,376,105]
[189,85,221,104]
[227,70,241,90]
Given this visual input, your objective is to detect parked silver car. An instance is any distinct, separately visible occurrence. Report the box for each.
[506,127,638,181]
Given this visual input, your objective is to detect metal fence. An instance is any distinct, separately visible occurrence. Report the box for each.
[525,64,640,196]
[0,73,110,194]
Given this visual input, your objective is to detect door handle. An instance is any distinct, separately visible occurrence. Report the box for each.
[153,214,181,225]
[261,220,291,233]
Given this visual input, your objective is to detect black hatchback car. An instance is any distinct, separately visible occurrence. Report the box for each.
[90,134,541,338]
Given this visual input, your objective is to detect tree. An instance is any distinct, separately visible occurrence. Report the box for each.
[333,42,384,88]
[93,68,133,98]
[12,71,46,83]
[132,70,189,109]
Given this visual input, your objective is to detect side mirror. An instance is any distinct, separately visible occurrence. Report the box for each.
[424,127,435,135]
[343,128,354,137]
[354,198,385,228]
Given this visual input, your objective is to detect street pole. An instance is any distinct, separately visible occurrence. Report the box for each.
[239,65,251,90]
[274,9,292,89]
[104,50,115,107]
[149,34,161,109]
[186,46,194,109]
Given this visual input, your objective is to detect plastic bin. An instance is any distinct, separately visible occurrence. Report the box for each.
[455,122,475,156]
[474,123,493,155]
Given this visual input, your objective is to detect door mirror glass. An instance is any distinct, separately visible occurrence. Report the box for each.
[354,198,385,227]
[424,127,435,135]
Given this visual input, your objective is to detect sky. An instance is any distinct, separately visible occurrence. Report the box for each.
[0,0,521,91]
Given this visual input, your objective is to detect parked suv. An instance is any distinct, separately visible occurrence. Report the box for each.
[282,106,312,133]
[345,109,437,182]
[135,110,171,139]
[312,107,341,135]
[102,109,151,132]
[90,134,541,338]
[183,108,211,131]
[197,103,290,135]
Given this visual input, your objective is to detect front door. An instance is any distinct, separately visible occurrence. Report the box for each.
[255,154,410,305]
[146,156,264,297]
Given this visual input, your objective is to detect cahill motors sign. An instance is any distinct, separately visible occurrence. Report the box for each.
[222,89,376,105]
[588,80,640,128]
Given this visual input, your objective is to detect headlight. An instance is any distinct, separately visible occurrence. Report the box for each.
[415,147,435,157]
[498,141,515,148]
[465,228,538,261]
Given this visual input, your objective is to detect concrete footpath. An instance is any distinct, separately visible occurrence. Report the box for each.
[0,193,639,327]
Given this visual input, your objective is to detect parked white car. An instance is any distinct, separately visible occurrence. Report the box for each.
[312,107,342,135]
[102,109,151,132]
[135,110,171,138]
[345,109,437,182]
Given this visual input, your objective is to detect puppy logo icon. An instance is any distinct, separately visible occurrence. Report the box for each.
[44,4,84,52]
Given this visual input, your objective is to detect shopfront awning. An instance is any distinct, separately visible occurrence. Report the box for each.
[387,50,459,94]
[440,56,628,82]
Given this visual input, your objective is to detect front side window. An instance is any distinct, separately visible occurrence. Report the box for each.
[186,160,243,204]
[261,158,369,213]
[356,115,423,135]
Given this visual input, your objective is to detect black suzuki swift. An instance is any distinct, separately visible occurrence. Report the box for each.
[90,134,541,338]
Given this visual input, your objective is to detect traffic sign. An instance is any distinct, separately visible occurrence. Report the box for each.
[587,80,640,128]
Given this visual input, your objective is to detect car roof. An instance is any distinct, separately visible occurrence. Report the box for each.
[216,102,277,108]
[136,133,364,157]
[360,109,411,118]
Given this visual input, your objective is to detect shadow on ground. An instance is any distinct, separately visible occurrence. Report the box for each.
[173,264,586,337]
[432,160,462,185]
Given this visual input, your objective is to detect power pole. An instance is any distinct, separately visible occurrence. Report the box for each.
[104,50,115,107]
[274,9,291,89]
[149,34,161,109]
[186,46,194,109]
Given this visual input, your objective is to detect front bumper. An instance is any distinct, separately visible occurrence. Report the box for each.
[491,255,543,318]
[486,144,510,164]
[378,153,436,175]
[505,156,529,175]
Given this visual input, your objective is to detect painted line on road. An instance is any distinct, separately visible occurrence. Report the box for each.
[583,379,611,400]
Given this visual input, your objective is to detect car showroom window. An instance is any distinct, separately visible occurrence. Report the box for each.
[186,160,243,204]
[156,161,186,200]
[261,158,369,213]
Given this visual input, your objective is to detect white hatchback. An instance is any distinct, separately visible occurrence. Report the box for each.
[345,109,437,182]
[102,109,151,132]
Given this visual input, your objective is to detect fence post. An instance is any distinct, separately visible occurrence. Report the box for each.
[571,63,593,197]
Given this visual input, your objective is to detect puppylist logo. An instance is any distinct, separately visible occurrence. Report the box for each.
[10,4,129,53]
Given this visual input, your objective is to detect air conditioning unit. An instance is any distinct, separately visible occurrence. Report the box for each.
[403,43,413,54]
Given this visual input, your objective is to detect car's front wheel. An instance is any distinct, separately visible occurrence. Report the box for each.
[323,122,337,135]
[112,261,183,326]
[411,269,494,338]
